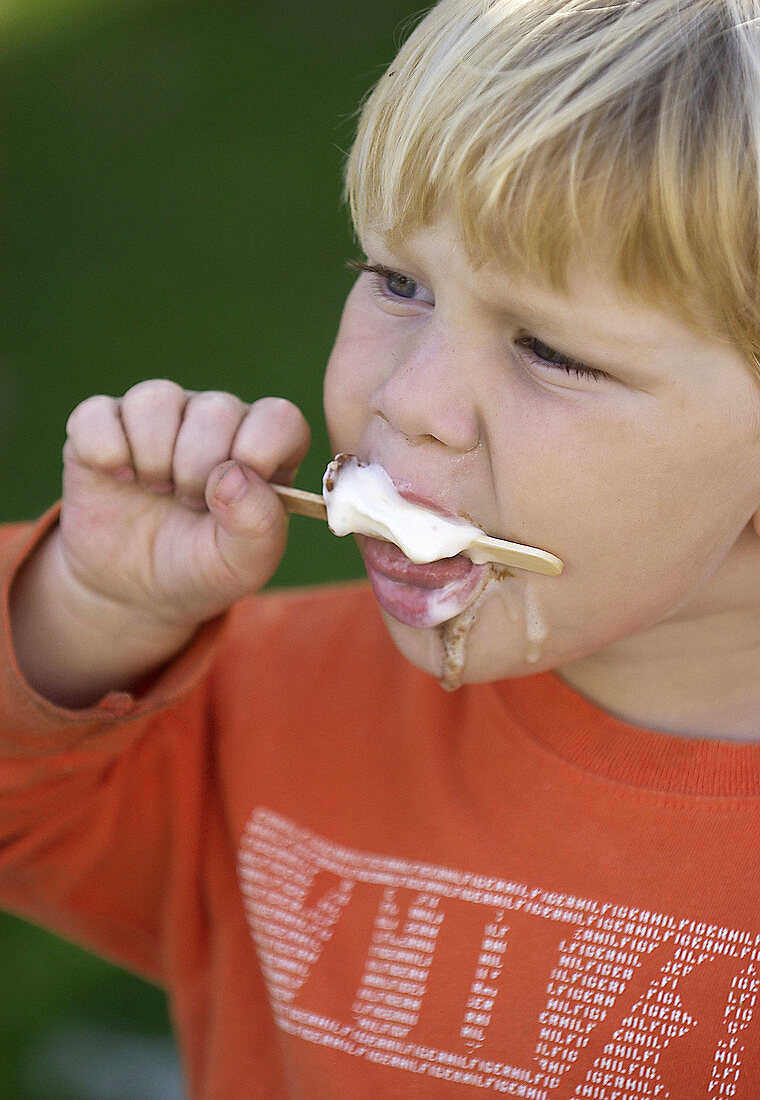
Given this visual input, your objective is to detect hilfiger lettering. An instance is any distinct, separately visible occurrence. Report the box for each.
[240,808,759,1098]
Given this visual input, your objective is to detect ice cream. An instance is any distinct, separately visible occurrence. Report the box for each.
[323,454,489,564]
[322,454,553,687]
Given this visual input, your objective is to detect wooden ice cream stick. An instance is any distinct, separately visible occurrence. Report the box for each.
[272,483,563,576]
[271,483,327,520]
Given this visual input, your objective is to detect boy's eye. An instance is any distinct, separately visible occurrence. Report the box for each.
[347,259,433,305]
[517,335,606,382]
[384,271,418,299]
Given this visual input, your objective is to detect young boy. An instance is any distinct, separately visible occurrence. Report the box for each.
[3,0,760,1095]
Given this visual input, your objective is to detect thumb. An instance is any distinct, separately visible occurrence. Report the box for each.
[205,461,288,595]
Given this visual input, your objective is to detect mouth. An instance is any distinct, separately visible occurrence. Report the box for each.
[362,537,489,628]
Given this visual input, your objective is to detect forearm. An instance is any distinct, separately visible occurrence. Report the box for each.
[9,526,195,709]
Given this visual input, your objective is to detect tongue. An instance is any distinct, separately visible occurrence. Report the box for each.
[364,538,474,588]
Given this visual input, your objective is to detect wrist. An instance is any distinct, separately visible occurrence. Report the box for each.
[9,527,196,708]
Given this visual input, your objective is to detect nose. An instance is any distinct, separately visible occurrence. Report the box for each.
[370,328,481,452]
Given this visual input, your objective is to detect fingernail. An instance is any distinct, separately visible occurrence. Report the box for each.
[214,463,247,505]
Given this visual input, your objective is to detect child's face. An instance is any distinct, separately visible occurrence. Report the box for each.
[323,217,760,685]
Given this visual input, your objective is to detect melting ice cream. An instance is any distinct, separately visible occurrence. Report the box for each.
[323,455,488,564]
[323,455,552,688]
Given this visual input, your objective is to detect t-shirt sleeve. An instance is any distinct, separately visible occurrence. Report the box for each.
[0,513,227,980]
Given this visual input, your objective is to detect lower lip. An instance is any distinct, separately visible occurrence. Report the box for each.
[362,537,488,628]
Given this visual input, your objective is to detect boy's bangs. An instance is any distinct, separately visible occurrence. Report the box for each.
[346,0,760,371]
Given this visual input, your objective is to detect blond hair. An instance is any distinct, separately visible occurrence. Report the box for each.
[346,0,760,371]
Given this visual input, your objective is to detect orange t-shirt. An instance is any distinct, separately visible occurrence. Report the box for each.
[1,515,760,1099]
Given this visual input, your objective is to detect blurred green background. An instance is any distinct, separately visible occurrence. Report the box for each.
[0,0,422,1094]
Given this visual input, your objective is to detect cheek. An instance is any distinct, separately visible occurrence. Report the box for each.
[324,305,388,450]
[483,391,618,545]
[323,341,369,452]
[486,398,742,609]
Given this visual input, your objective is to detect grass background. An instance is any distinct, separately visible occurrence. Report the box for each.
[0,0,423,1092]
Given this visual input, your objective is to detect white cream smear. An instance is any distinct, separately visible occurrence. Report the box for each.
[438,567,505,691]
[438,574,550,691]
[323,455,489,565]
[323,455,551,689]
[522,581,549,664]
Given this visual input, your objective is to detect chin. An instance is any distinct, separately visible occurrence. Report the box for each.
[380,614,446,678]
[379,598,553,688]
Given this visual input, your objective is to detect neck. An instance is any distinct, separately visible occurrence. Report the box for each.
[558,539,760,742]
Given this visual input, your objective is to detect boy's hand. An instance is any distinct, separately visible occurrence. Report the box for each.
[60,380,311,629]
[11,381,310,706]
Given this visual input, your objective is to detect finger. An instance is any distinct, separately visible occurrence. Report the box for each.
[172,391,248,508]
[119,379,188,492]
[65,394,132,478]
[204,461,289,595]
[231,397,311,485]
